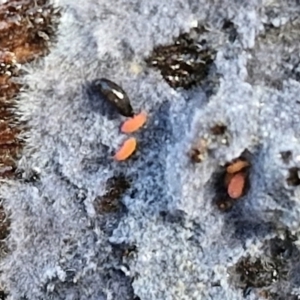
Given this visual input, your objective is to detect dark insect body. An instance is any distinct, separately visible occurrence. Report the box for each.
[93,78,134,117]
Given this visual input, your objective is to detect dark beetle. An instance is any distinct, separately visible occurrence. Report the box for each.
[92,78,134,117]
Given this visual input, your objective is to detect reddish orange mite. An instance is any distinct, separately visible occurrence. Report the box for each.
[227,172,245,199]
[114,137,137,161]
[121,111,147,133]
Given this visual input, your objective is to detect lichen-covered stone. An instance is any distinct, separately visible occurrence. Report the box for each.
[1,0,300,299]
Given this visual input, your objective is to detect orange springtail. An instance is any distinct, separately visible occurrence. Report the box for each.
[227,172,245,199]
[121,111,147,133]
[114,137,137,161]
[226,160,249,174]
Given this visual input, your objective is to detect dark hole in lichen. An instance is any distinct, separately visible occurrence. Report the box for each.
[234,257,279,289]
[94,174,131,214]
[210,123,227,135]
[189,138,208,164]
[290,61,300,83]
[0,291,7,300]
[146,26,216,89]
[269,235,296,260]
[222,19,238,43]
[212,168,234,211]
[25,170,40,183]
[159,209,186,225]
[280,151,292,164]
[211,281,221,287]
[287,167,300,186]
[122,245,137,259]
[190,147,203,163]
[111,242,138,263]
[230,232,299,299]
[222,20,234,30]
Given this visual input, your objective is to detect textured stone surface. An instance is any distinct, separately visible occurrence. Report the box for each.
[1,0,300,299]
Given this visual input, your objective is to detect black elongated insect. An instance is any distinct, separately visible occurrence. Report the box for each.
[92,78,134,117]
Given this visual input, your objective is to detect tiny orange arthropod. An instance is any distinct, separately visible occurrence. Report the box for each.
[121,111,147,133]
[227,172,245,199]
[226,159,249,174]
[114,137,137,161]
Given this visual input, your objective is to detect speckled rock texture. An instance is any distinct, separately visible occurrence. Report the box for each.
[1,0,300,299]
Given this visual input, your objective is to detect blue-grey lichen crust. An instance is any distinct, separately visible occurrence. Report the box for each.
[1,0,300,299]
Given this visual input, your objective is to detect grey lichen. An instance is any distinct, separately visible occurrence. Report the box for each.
[1,0,300,299]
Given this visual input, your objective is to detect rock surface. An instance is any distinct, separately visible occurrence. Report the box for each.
[1,0,300,299]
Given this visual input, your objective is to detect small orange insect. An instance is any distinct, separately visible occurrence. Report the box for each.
[114,137,137,161]
[226,159,249,174]
[121,111,147,133]
[227,172,245,199]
